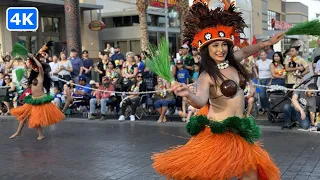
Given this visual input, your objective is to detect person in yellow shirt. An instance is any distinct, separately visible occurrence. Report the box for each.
[284,46,309,88]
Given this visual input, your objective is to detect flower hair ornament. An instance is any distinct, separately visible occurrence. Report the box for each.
[184,0,246,50]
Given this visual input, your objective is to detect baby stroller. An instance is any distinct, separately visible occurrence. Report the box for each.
[267,75,319,122]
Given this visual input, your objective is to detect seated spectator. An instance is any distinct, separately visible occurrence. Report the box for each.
[244,80,256,117]
[120,52,138,91]
[118,72,146,122]
[95,51,109,82]
[53,86,64,109]
[282,83,318,131]
[2,75,16,115]
[89,80,98,98]
[143,67,157,93]
[154,77,176,123]
[88,77,115,120]
[73,75,91,97]
[61,76,90,113]
[134,54,145,72]
[105,61,119,85]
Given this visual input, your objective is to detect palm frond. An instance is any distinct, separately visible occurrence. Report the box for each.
[286,19,320,36]
[146,38,174,83]
[11,43,28,59]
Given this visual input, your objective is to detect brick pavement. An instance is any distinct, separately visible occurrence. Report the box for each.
[0,117,320,180]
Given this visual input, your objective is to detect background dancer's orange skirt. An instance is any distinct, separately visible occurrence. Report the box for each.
[152,105,280,180]
[11,103,65,128]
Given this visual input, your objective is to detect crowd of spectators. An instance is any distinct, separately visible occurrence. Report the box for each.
[1,40,320,130]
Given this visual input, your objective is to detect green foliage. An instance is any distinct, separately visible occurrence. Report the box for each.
[286,19,320,36]
[15,68,27,83]
[146,38,174,83]
[11,42,28,59]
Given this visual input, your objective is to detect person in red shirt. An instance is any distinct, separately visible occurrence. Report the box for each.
[88,76,115,120]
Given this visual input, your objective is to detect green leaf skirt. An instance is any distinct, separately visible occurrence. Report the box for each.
[186,115,261,144]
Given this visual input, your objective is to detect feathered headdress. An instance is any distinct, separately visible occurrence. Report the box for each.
[28,41,54,72]
[185,0,246,50]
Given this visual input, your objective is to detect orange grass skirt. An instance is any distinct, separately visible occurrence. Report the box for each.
[152,105,280,180]
[11,102,65,128]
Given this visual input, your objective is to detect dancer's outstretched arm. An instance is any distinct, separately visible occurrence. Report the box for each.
[234,32,285,61]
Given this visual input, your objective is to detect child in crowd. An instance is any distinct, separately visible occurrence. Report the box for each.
[53,86,64,109]
[175,60,190,120]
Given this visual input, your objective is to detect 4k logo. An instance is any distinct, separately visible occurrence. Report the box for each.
[6,7,38,31]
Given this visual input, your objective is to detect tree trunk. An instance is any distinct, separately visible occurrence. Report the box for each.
[137,0,149,51]
[64,0,82,54]
[176,0,189,45]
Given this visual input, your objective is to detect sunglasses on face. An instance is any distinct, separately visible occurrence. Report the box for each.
[137,76,143,78]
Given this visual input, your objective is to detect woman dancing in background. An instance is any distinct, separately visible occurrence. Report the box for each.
[152,1,284,179]
[10,53,65,140]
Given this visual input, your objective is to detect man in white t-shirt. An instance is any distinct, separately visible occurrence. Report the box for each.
[49,55,59,88]
[254,51,273,113]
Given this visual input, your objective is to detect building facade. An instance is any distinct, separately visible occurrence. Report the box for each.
[97,0,180,55]
[0,0,102,57]
[251,0,309,57]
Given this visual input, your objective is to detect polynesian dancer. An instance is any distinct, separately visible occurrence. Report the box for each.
[10,43,65,140]
[150,1,285,179]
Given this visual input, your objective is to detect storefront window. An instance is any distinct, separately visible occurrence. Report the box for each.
[17,36,37,55]
[267,10,280,30]
[130,40,141,53]
[41,17,59,32]
[113,16,140,27]
[149,31,157,46]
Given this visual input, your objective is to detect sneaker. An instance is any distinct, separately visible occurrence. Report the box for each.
[88,114,96,120]
[310,126,317,132]
[100,114,107,121]
[281,124,292,130]
[118,115,125,121]
[130,115,135,121]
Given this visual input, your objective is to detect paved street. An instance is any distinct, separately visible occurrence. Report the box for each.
[1,117,320,180]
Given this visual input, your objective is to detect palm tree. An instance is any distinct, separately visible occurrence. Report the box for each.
[176,0,189,45]
[137,0,149,51]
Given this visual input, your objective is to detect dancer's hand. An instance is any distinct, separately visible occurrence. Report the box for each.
[172,82,190,97]
[265,32,285,46]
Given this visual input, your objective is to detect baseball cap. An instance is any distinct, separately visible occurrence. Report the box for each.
[102,76,109,80]
[181,44,189,49]
[176,60,183,64]
[82,50,88,54]
[71,48,77,52]
[79,75,86,82]
[89,80,96,85]
[114,45,120,49]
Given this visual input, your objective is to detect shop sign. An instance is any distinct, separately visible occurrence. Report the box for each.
[88,20,106,31]
[150,0,176,8]
[271,18,293,30]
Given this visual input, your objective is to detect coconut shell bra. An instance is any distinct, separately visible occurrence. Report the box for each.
[214,72,247,99]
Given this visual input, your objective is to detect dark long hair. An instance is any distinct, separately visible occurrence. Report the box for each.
[272,52,284,66]
[199,43,249,88]
[28,63,52,93]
